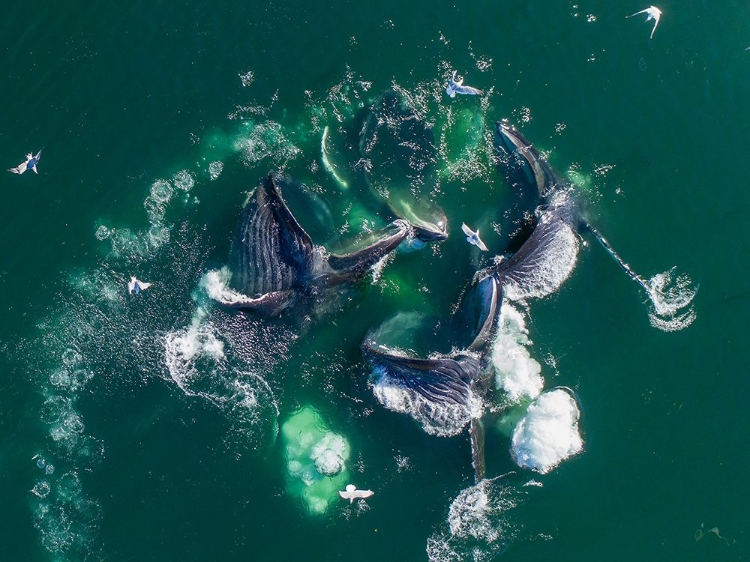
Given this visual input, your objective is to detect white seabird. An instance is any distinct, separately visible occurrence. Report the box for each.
[338,484,374,503]
[461,223,489,252]
[627,6,662,39]
[8,149,42,174]
[128,276,152,295]
[445,71,482,98]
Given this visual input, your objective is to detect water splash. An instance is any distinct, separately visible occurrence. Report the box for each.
[646,268,697,332]
[426,475,521,561]
[491,303,544,403]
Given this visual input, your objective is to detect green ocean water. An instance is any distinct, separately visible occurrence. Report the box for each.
[1,1,748,561]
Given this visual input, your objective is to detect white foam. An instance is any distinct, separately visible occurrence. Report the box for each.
[511,389,583,474]
[646,268,697,332]
[172,170,195,191]
[234,121,301,166]
[426,476,519,562]
[491,303,544,403]
[200,268,258,307]
[164,319,226,396]
[371,367,482,437]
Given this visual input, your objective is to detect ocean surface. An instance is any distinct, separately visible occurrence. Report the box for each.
[1,1,748,560]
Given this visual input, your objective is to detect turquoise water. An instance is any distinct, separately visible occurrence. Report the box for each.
[1,1,748,560]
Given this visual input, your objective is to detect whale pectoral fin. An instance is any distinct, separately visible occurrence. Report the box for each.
[325,221,410,284]
[495,120,560,199]
[363,343,476,406]
[470,418,486,482]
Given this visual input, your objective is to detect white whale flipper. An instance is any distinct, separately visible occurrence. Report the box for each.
[627,6,662,39]
[128,276,152,295]
[461,223,489,252]
[445,70,482,98]
[338,484,374,503]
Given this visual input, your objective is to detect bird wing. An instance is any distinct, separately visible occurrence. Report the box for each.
[627,8,649,18]
[650,18,659,38]
[474,234,489,252]
[8,161,27,174]
[461,223,474,238]
[456,85,482,95]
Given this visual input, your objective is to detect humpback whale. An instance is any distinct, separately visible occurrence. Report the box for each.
[363,273,502,482]
[363,119,694,482]
[494,119,696,317]
[213,173,434,316]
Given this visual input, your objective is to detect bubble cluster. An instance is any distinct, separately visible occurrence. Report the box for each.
[281,406,351,515]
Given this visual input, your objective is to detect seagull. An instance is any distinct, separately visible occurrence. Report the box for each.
[8,149,42,174]
[127,276,152,295]
[627,6,662,39]
[445,71,482,98]
[338,484,374,503]
[461,223,489,252]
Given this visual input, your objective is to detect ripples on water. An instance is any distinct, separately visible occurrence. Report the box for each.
[22,67,695,560]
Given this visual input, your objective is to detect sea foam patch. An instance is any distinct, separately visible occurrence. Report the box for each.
[510,389,583,474]
[491,303,543,403]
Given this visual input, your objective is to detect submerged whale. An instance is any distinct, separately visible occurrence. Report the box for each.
[358,89,449,241]
[213,173,438,316]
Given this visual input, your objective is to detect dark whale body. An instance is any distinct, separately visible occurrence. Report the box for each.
[362,121,584,482]
[220,173,423,316]
[364,119,693,481]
